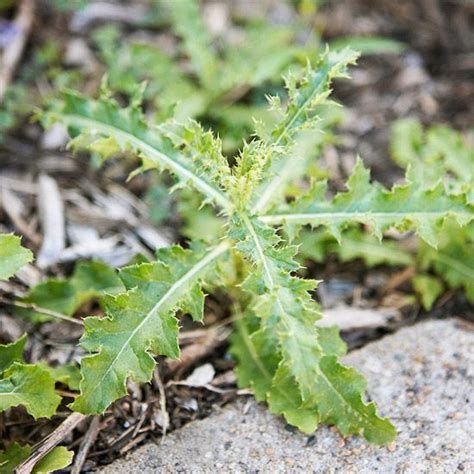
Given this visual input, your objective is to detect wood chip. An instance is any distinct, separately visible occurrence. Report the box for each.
[36,174,66,269]
[70,2,148,32]
[319,305,396,331]
[0,186,40,245]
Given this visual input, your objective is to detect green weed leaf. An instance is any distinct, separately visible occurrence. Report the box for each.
[40,49,474,445]
[43,90,232,209]
[261,158,474,247]
[0,443,73,474]
[0,334,26,372]
[0,234,33,280]
[0,442,31,474]
[32,446,74,473]
[0,363,61,419]
[412,274,443,310]
[71,243,229,414]
[228,215,395,443]
[20,260,123,322]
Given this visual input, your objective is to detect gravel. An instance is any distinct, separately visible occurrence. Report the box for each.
[99,319,474,473]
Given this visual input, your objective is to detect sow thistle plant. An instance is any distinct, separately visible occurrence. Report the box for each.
[2,48,474,454]
[299,118,474,309]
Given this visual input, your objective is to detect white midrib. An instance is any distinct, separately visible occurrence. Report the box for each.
[0,383,23,398]
[0,391,20,397]
[92,241,230,390]
[252,66,330,214]
[62,113,231,210]
[243,216,373,425]
[252,160,292,215]
[260,210,473,224]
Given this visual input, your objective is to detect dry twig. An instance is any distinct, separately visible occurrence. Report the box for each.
[0,297,83,326]
[71,416,101,474]
[165,327,229,375]
[153,368,169,438]
[15,412,87,474]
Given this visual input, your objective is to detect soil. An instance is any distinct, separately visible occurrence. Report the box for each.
[0,0,472,471]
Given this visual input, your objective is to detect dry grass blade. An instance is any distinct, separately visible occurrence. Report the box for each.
[71,416,101,474]
[153,368,169,438]
[0,297,83,325]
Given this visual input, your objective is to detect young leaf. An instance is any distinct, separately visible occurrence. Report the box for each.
[158,119,231,194]
[0,334,27,372]
[260,158,474,247]
[71,242,229,414]
[228,215,395,443]
[20,260,124,322]
[412,274,443,310]
[252,48,358,213]
[0,363,61,419]
[43,90,232,210]
[0,443,73,474]
[270,48,358,146]
[0,234,33,280]
[32,446,74,474]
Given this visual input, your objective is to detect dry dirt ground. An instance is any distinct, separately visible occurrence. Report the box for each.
[0,0,472,471]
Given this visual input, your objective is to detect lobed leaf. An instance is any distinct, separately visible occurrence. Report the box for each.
[252,48,358,213]
[20,260,124,322]
[71,242,229,414]
[42,89,232,210]
[231,319,320,434]
[228,215,395,443]
[260,158,474,247]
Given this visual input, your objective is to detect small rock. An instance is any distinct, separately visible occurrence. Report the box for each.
[100,320,473,472]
